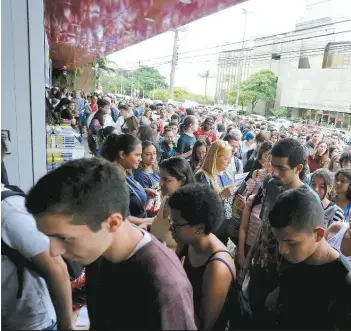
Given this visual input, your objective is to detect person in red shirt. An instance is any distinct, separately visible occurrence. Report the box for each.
[90,95,98,113]
[194,117,217,146]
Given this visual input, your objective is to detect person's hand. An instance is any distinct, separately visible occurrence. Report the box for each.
[220,185,235,200]
[145,188,157,198]
[237,250,246,266]
[265,287,280,312]
[246,178,256,194]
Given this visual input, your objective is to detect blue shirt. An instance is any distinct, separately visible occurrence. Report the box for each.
[176,133,196,155]
[134,170,160,190]
[125,175,147,218]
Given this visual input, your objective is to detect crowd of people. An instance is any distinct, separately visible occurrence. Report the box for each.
[2,86,351,330]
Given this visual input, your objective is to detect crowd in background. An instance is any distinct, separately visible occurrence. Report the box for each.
[2,86,351,330]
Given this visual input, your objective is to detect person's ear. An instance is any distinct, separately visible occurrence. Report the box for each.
[119,151,125,160]
[315,226,325,242]
[295,163,303,174]
[104,213,124,233]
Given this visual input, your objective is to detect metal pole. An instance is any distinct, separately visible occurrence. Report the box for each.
[235,10,248,109]
[168,29,179,100]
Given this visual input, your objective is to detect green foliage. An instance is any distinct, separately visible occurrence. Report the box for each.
[228,69,277,111]
[269,107,289,118]
[148,89,168,100]
[101,66,168,97]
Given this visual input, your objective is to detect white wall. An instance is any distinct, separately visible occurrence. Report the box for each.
[280,68,351,113]
[1,0,46,192]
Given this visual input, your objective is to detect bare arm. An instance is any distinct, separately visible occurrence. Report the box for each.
[31,251,73,330]
[127,216,154,226]
[238,205,251,265]
[201,258,235,330]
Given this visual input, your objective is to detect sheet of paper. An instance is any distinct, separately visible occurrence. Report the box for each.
[75,306,89,327]
[234,172,249,187]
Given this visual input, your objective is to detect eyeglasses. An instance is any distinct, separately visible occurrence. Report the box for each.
[168,216,189,230]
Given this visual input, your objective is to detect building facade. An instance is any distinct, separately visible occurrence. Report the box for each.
[215,0,351,124]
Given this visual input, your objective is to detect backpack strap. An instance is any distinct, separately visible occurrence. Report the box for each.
[1,189,45,299]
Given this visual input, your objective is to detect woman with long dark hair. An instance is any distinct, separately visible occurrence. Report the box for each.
[100,134,154,226]
[189,140,207,173]
[150,157,196,250]
[88,109,108,155]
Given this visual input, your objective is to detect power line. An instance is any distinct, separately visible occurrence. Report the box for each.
[120,29,351,69]
[118,19,351,67]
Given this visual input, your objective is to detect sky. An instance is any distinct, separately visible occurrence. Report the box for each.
[108,0,351,97]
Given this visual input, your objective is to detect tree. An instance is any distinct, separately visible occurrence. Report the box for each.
[269,107,289,118]
[228,69,277,112]
[93,57,117,90]
[101,66,168,97]
[242,69,277,111]
[173,87,188,100]
[148,89,168,100]
[228,86,253,110]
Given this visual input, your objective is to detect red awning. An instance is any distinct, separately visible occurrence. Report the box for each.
[44,0,245,70]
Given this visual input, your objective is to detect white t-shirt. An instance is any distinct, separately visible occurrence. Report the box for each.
[1,186,56,330]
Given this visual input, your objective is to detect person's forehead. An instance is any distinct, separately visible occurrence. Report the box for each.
[271,156,290,166]
[273,226,309,241]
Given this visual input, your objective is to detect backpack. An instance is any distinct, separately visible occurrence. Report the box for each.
[1,188,84,299]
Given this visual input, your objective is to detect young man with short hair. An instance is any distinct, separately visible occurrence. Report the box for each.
[1,137,73,330]
[25,158,197,330]
[223,134,243,175]
[340,151,351,168]
[269,188,351,329]
[248,138,318,327]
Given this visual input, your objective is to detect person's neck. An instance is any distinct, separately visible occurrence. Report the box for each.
[284,177,303,191]
[190,235,212,255]
[116,162,127,176]
[143,165,153,173]
[103,221,144,263]
[304,239,338,265]
[336,193,349,205]
[185,129,193,136]
[322,197,331,209]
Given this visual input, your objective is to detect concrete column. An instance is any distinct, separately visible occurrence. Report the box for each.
[1,0,45,192]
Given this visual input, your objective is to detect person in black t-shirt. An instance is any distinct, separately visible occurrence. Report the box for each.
[25,158,197,330]
[269,188,351,330]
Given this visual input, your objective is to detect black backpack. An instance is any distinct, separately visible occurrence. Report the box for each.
[1,188,83,299]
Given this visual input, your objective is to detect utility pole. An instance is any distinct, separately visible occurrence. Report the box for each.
[168,29,179,100]
[235,9,253,110]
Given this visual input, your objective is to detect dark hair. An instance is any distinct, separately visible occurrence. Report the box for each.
[159,157,196,186]
[258,141,273,161]
[186,108,195,116]
[340,151,351,167]
[190,140,207,172]
[217,123,225,133]
[25,158,129,232]
[100,133,140,162]
[168,183,223,234]
[271,138,306,170]
[150,104,157,111]
[183,115,197,130]
[97,98,110,109]
[122,116,140,134]
[118,103,130,111]
[335,168,351,200]
[138,125,155,142]
[255,131,269,144]
[92,110,107,127]
[97,126,117,146]
[171,114,179,121]
[223,134,239,142]
[269,187,324,232]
